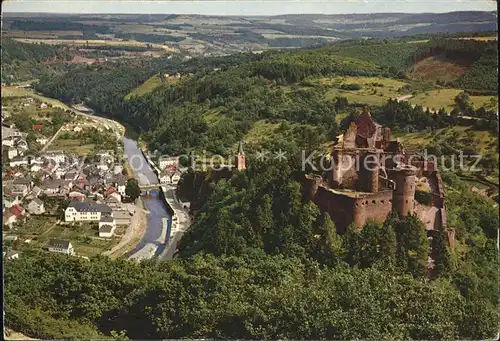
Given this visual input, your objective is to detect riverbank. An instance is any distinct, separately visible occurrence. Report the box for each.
[102,198,148,259]
[4,328,37,341]
[123,137,171,261]
[160,185,192,259]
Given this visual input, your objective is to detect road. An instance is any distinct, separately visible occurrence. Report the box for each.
[102,199,144,258]
[39,125,64,152]
[159,185,191,260]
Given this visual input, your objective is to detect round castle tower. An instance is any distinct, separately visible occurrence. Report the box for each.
[392,165,417,216]
[360,151,379,193]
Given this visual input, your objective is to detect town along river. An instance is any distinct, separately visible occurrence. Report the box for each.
[122,132,171,260]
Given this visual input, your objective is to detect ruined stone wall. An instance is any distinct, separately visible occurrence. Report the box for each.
[435,172,446,208]
[311,186,394,233]
[303,174,323,200]
[354,190,393,227]
[343,122,357,149]
[411,160,437,177]
[330,151,358,188]
[312,187,356,233]
[358,152,379,193]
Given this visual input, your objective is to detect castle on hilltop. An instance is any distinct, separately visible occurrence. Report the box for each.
[304,108,454,248]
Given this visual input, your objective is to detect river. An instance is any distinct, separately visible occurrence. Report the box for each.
[122,136,171,260]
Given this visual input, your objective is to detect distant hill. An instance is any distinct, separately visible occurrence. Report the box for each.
[2,11,497,55]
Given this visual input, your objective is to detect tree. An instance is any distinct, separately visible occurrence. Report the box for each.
[255,194,273,248]
[314,212,344,266]
[378,214,397,268]
[393,214,429,277]
[432,227,453,278]
[343,224,362,266]
[125,178,141,200]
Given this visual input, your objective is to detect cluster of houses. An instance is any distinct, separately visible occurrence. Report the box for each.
[1,100,132,259]
[158,156,182,185]
[2,125,29,163]
[2,135,135,256]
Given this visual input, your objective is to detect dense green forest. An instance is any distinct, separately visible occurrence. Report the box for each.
[374,98,498,133]
[35,57,182,114]
[7,250,492,340]
[10,19,111,35]
[1,38,70,82]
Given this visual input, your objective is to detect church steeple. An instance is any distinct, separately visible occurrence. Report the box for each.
[238,141,245,155]
[237,141,246,170]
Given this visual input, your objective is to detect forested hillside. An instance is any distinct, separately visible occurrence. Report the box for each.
[1,38,68,82]
[421,39,498,91]
[3,251,482,340]
[33,37,498,157]
[35,58,179,114]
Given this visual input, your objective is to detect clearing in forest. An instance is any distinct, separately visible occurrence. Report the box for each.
[320,76,408,106]
[409,89,497,111]
[409,55,469,82]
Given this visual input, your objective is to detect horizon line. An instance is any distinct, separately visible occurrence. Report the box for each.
[2,9,498,16]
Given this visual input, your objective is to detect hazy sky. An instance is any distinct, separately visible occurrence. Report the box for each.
[1,0,498,16]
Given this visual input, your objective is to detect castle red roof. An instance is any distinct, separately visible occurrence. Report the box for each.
[355,110,377,139]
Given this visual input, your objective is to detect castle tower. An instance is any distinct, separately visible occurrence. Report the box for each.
[392,165,417,216]
[360,151,379,193]
[237,141,246,171]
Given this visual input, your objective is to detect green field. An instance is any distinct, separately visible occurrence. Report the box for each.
[202,109,224,127]
[13,38,176,52]
[320,76,408,106]
[392,125,497,154]
[12,217,122,258]
[50,138,96,156]
[2,86,73,111]
[243,120,282,144]
[409,89,462,111]
[409,89,497,111]
[125,74,163,99]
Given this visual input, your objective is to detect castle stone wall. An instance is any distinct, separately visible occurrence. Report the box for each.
[310,184,394,233]
[330,151,358,188]
[354,190,393,227]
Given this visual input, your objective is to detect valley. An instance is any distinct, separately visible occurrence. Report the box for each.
[1,7,498,341]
